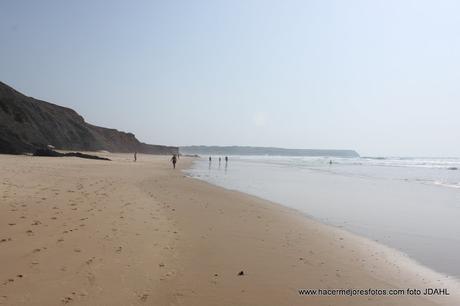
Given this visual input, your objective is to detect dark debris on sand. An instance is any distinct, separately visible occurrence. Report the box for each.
[33,148,110,161]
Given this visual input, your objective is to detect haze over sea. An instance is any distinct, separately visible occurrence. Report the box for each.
[186,155,460,278]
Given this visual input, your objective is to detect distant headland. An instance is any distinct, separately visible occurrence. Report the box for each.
[180,145,360,157]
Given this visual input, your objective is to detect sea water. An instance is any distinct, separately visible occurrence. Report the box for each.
[185,156,460,278]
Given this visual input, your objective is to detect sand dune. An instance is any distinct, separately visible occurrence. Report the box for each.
[0,154,458,305]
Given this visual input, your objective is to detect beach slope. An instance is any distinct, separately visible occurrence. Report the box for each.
[0,154,457,305]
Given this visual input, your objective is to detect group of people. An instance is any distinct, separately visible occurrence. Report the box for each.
[209,156,228,164]
[133,152,230,170]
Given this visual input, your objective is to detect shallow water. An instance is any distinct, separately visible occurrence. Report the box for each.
[185,156,460,279]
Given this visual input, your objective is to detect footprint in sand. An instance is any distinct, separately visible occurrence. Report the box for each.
[61,296,73,304]
[86,272,96,286]
[3,278,15,285]
[139,294,149,302]
[85,257,95,265]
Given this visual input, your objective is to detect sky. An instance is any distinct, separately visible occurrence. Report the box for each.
[1,0,460,157]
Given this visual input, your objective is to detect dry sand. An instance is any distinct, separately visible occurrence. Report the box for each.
[0,153,458,306]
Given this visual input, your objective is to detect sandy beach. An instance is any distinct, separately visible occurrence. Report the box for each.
[0,153,458,306]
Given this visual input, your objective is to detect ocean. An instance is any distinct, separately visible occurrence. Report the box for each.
[184,156,460,279]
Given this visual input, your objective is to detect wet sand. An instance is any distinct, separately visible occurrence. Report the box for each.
[0,153,458,305]
[186,156,460,278]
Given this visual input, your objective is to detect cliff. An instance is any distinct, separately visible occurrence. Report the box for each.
[0,81,177,155]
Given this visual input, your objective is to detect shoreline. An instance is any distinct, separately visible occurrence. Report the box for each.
[175,159,459,306]
[185,155,460,280]
[0,153,458,305]
[185,168,460,282]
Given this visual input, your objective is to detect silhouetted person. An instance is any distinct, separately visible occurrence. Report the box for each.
[134,152,137,162]
[329,160,333,165]
[171,154,177,169]
[209,156,212,162]
[225,156,228,163]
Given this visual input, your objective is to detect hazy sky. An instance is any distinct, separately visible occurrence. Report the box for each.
[1,0,460,156]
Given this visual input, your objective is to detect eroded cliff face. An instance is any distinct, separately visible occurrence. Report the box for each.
[0,81,177,155]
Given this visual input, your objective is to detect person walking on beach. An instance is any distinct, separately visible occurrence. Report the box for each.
[134,152,137,162]
[171,154,177,169]
[209,156,212,162]
[225,156,228,163]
